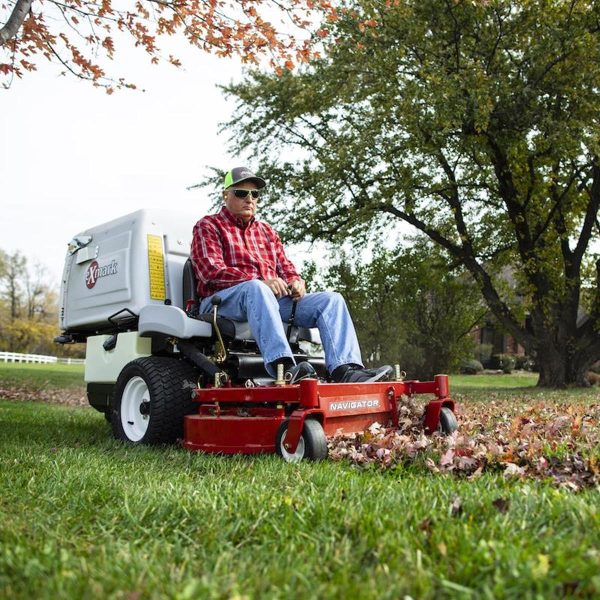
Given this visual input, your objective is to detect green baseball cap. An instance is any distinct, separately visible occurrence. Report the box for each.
[223,166,266,189]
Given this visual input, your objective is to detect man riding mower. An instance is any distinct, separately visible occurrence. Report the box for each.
[56,168,457,462]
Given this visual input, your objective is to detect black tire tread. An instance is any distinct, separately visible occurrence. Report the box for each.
[302,419,328,460]
[112,356,198,444]
[275,418,328,461]
[438,406,459,435]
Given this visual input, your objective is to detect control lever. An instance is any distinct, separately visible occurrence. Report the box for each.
[286,298,298,341]
[211,296,227,363]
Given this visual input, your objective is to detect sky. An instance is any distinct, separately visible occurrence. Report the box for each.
[0,41,266,284]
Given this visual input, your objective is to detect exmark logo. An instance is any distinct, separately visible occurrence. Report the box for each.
[329,399,380,412]
[85,260,118,289]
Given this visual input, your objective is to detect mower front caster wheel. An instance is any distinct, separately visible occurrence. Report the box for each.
[438,407,458,435]
[276,419,328,463]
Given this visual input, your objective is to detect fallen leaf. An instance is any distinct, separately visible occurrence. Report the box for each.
[440,448,455,467]
[419,518,433,535]
[491,498,510,513]
[450,496,462,517]
[504,463,527,478]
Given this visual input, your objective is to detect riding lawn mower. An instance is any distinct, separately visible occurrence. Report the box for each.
[55,209,457,462]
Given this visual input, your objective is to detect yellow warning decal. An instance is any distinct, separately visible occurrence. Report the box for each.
[147,234,166,301]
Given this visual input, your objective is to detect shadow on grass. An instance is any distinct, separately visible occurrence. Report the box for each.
[0,413,108,448]
[0,399,280,477]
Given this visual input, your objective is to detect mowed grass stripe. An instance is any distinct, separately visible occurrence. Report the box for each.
[1,400,599,599]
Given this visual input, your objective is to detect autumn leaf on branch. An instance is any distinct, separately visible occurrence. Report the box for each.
[0,0,332,90]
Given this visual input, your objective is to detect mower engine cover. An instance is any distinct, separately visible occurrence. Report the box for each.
[59,209,197,335]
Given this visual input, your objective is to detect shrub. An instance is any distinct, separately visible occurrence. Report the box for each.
[589,360,600,375]
[460,359,484,375]
[493,354,516,374]
[515,355,534,371]
[586,371,600,385]
[474,343,493,366]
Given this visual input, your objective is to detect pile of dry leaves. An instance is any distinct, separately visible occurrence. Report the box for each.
[328,395,600,491]
[0,385,87,406]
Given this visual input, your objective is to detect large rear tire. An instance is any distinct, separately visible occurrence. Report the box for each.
[276,419,328,462]
[111,357,197,444]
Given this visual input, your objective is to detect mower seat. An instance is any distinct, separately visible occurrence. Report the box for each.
[182,259,321,345]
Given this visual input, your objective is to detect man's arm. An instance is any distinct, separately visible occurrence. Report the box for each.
[269,228,302,284]
[269,227,305,298]
[191,220,252,290]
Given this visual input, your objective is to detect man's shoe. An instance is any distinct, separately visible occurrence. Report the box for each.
[285,361,317,384]
[339,365,393,383]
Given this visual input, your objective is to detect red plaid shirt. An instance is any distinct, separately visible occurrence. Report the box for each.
[190,206,302,298]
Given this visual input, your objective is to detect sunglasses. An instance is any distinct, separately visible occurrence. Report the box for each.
[232,189,260,199]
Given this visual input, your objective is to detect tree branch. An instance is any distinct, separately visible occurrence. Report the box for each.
[0,0,34,46]
[574,163,600,264]
[456,309,489,341]
[435,147,473,250]
[531,160,585,247]
[379,201,534,347]
[484,132,535,258]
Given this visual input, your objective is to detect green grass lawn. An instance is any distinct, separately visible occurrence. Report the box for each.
[1,398,599,599]
[451,372,538,389]
[0,362,84,389]
[451,372,600,404]
[1,365,599,598]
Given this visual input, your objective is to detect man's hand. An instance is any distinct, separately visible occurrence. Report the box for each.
[288,279,306,299]
[263,277,290,298]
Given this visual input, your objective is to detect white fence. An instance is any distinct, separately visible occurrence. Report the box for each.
[0,352,85,365]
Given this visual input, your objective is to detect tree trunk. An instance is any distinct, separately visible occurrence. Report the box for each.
[530,307,597,387]
[537,353,591,387]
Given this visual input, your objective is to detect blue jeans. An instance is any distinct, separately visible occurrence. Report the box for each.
[199,279,363,377]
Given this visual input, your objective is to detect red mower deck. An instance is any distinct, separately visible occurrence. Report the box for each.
[183,374,455,455]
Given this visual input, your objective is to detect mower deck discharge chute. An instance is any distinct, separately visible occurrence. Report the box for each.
[56,209,458,462]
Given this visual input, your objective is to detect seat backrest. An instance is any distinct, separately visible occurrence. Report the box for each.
[182,258,199,313]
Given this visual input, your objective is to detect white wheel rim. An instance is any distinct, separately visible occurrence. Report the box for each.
[120,376,151,442]
[279,430,305,463]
